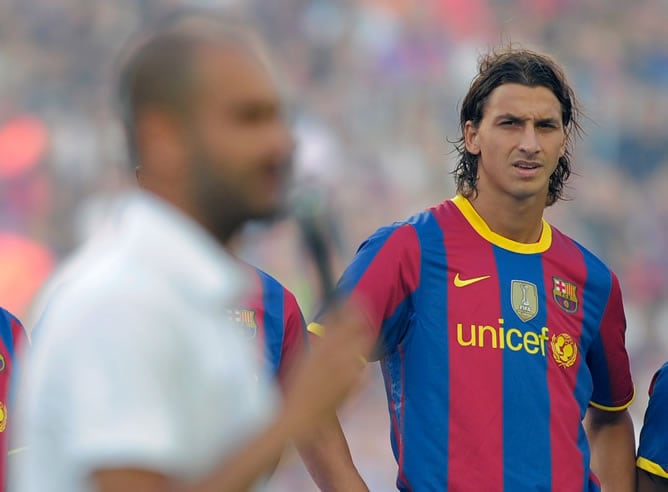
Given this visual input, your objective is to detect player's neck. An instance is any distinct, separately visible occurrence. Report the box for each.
[468,192,545,244]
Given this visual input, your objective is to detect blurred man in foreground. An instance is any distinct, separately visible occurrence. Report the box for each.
[11,12,370,492]
[306,48,636,491]
[637,362,668,492]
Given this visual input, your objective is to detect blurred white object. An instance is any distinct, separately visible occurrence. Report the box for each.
[12,191,275,492]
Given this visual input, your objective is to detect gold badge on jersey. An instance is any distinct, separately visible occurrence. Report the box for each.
[511,280,539,322]
[226,308,258,339]
[551,333,578,368]
[0,353,5,372]
[552,277,578,313]
[0,401,7,433]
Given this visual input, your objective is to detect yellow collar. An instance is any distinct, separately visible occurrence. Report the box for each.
[452,195,552,254]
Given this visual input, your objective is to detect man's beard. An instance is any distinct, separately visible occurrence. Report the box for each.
[187,148,289,245]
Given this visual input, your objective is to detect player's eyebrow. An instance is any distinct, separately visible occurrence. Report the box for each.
[494,113,561,126]
[494,113,524,123]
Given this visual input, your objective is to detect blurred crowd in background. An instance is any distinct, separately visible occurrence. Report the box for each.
[1,0,667,490]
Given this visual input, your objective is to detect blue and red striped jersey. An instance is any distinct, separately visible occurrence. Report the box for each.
[637,362,668,480]
[229,266,307,383]
[311,195,634,491]
[0,307,28,489]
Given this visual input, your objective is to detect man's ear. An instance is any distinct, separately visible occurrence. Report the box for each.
[464,121,481,155]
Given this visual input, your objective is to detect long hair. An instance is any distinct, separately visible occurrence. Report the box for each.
[452,48,583,206]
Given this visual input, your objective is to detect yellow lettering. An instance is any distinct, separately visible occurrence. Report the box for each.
[524,331,539,354]
[478,325,498,349]
[506,328,522,351]
[457,323,476,347]
[498,319,505,349]
[540,327,549,356]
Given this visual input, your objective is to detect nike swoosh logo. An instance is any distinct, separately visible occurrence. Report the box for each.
[454,273,491,288]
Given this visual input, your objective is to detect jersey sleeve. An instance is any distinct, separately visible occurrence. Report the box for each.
[309,224,421,361]
[278,289,307,383]
[587,272,635,411]
[637,364,668,480]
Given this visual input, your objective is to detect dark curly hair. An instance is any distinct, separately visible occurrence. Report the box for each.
[453,48,583,206]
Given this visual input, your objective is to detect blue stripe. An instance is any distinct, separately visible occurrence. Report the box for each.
[380,352,404,486]
[493,248,552,490]
[0,308,15,361]
[576,244,613,407]
[576,245,613,491]
[256,270,285,377]
[399,211,449,490]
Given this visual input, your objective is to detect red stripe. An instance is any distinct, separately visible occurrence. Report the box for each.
[279,289,305,381]
[543,230,586,490]
[596,272,633,406]
[350,225,420,340]
[436,203,504,489]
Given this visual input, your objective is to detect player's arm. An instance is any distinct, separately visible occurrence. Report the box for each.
[92,304,372,492]
[585,272,636,492]
[638,470,668,492]
[276,289,368,491]
[584,406,636,492]
[297,225,420,491]
[296,408,368,492]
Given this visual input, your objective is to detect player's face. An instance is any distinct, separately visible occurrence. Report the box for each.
[464,83,566,205]
[186,44,294,237]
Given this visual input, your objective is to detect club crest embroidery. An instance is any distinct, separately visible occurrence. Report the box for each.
[552,277,578,313]
[551,333,578,368]
[511,280,539,322]
[226,309,258,339]
[0,353,5,372]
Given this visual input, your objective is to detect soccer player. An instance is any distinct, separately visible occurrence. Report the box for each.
[637,362,668,492]
[306,48,636,491]
[11,12,370,492]
[0,307,27,488]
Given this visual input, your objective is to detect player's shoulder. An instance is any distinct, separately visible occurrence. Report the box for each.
[362,202,447,247]
[552,226,618,281]
[246,264,301,308]
[649,362,668,397]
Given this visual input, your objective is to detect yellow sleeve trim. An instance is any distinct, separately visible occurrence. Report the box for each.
[637,457,668,479]
[589,386,635,411]
[307,322,324,337]
[8,447,27,456]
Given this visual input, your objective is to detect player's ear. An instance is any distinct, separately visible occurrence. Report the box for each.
[464,121,480,155]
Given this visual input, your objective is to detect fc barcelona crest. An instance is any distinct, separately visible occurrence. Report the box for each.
[552,277,578,314]
[226,308,258,339]
[511,280,539,322]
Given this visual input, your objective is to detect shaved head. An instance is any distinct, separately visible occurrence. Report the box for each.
[114,10,294,244]
[116,11,267,165]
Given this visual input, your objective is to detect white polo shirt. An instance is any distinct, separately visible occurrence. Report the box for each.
[11,191,276,492]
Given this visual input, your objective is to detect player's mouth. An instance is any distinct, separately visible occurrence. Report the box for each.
[512,160,542,177]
